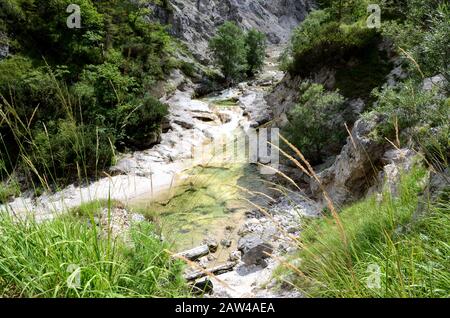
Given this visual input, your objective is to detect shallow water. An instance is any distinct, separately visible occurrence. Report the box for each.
[129,163,270,253]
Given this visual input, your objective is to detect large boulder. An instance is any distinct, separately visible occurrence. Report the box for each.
[310,115,388,207]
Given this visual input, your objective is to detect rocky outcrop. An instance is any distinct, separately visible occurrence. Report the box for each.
[147,0,315,62]
[310,115,388,207]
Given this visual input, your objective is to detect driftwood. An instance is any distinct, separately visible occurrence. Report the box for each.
[173,244,210,261]
[184,262,237,281]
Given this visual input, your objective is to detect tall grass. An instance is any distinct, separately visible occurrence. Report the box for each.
[0,211,188,298]
[276,165,450,297]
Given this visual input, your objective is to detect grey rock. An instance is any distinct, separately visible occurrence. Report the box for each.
[238,235,273,267]
[239,91,273,127]
[220,239,232,248]
[310,115,388,207]
[422,74,447,91]
[146,0,315,62]
[228,250,242,262]
[203,237,219,253]
[131,213,146,223]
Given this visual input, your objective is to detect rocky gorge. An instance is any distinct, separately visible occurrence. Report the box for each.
[1,0,448,299]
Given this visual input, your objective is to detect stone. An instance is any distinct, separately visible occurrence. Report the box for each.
[192,279,214,295]
[238,235,273,267]
[228,250,242,262]
[131,213,146,223]
[422,74,447,91]
[310,115,388,207]
[0,32,8,60]
[220,239,232,248]
[203,238,219,253]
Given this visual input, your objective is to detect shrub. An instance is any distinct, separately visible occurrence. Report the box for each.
[209,21,248,84]
[0,0,177,185]
[284,10,378,75]
[117,95,168,149]
[284,83,346,164]
[245,29,267,76]
[31,121,115,183]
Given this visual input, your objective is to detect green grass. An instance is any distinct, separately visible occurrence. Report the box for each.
[0,212,189,298]
[278,166,450,297]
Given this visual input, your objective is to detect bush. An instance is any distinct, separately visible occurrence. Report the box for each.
[117,95,168,149]
[209,21,248,84]
[284,10,378,76]
[0,0,176,185]
[245,29,267,76]
[370,80,449,166]
[284,83,346,164]
[381,1,450,87]
[31,121,115,183]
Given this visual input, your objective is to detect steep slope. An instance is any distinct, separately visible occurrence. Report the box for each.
[148,0,315,62]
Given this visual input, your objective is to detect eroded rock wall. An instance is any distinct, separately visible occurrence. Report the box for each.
[147,0,315,62]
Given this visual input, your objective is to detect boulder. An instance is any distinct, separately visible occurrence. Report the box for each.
[310,115,388,207]
[238,235,273,267]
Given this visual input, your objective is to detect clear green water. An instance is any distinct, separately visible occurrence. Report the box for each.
[130,163,269,251]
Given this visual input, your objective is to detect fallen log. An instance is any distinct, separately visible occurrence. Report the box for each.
[173,244,210,261]
[184,262,237,281]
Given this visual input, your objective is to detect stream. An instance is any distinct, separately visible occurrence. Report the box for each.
[1,46,319,297]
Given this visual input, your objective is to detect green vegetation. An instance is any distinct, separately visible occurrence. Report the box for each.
[245,29,267,76]
[0,0,176,186]
[282,9,378,77]
[279,166,450,297]
[279,0,449,298]
[209,22,248,84]
[209,22,266,84]
[0,212,188,297]
[284,83,346,164]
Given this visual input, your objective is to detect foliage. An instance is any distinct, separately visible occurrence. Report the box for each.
[382,2,450,87]
[282,9,378,76]
[280,166,450,298]
[370,80,450,166]
[0,0,175,185]
[209,21,248,83]
[209,22,267,83]
[0,212,188,297]
[284,83,346,164]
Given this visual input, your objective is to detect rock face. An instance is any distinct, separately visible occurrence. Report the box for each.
[310,115,388,207]
[147,0,315,62]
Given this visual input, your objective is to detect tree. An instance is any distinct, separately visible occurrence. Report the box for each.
[209,21,247,84]
[284,83,346,164]
[245,29,266,76]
